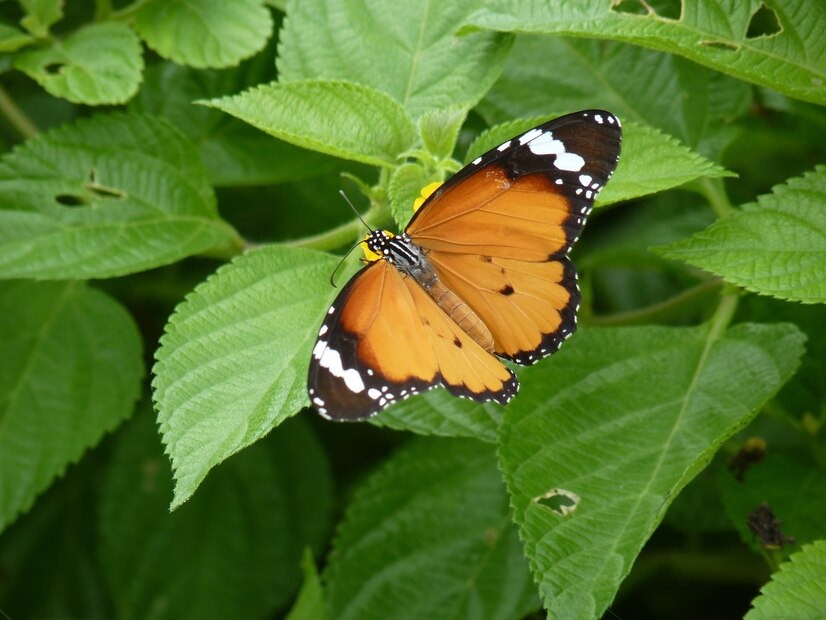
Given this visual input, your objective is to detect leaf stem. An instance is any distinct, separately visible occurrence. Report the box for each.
[111,0,152,20]
[706,285,740,343]
[0,85,38,140]
[94,0,113,20]
[588,279,723,327]
[285,202,384,252]
[698,177,735,219]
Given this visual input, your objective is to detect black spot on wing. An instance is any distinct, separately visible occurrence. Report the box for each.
[499,284,515,296]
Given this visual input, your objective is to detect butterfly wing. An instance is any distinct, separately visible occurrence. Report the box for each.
[406,109,621,364]
[307,260,517,421]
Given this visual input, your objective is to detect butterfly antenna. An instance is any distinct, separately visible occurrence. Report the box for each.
[329,238,364,288]
[339,190,373,232]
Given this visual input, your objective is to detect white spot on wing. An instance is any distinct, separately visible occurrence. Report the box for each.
[555,152,585,172]
[518,128,543,145]
[579,174,592,187]
[318,347,365,393]
[318,324,328,336]
[527,132,563,156]
[497,140,511,152]
[472,156,482,165]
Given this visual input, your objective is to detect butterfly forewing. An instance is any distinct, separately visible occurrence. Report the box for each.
[307,260,517,421]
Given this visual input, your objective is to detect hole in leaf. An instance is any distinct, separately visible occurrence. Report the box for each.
[698,40,740,51]
[55,193,88,207]
[611,0,681,20]
[44,62,65,75]
[747,3,781,39]
[533,488,580,516]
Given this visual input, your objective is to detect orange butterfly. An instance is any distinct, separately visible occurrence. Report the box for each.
[308,110,621,421]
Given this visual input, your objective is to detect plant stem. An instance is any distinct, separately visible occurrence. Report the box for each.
[111,0,152,20]
[94,0,113,20]
[588,279,723,327]
[285,202,385,252]
[0,85,38,139]
[706,285,740,343]
[699,177,736,219]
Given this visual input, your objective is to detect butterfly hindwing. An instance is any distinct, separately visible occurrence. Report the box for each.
[307,260,517,421]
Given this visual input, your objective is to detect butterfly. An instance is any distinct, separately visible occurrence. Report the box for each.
[308,110,621,421]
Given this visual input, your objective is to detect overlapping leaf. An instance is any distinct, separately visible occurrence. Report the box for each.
[100,412,331,619]
[324,437,539,620]
[19,0,63,37]
[204,80,416,167]
[277,0,512,118]
[657,166,826,304]
[0,281,142,531]
[153,245,338,508]
[465,0,826,105]
[13,22,142,105]
[133,0,273,68]
[0,113,239,279]
[499,323,804,619]
[746,540,826,619]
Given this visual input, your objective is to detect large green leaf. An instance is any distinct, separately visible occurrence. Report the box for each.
[479,36,751,156]
[204,80,416,167]
[0,281,143,531]
[153,245,338,508]
[465,0,826,106]
[498,323,804,619]
[133,0,273,68]
[132,62,339,187]
[277,0,512,118]
[0,113,239,280]
[656,166,826,304]
[100,412,331,620]
[746,540,826,619]
[467,118,732,207]
[324,437,539,620]
[13,22,143,105]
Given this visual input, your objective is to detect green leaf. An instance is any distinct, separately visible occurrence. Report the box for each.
[100,412,332,620]
[0,23,34,52]
[746,540,826,619]
[719,453,826,557]
[498,323,805,619]
[373,388,503,443]
[418,107,468,160]
[0,113,239,280]
[467,118,732,207]
[132,62,339,187]
[479,36,751,156]
[19,0,63,37]
[204,80,416,167]
[656,166,826,304]
[465,0,826,106]
[153,245,338,508]
[387,162,442,230]
[13,22,143,105]
[0,280,143,531]
[286,549,326,620]
[277,0,512,118]
[324,437,539,620]
[133,0,273,68]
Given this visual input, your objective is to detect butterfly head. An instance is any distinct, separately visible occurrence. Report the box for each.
[361,229,396,262]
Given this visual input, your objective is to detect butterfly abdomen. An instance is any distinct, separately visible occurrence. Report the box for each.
[427,279,495,353]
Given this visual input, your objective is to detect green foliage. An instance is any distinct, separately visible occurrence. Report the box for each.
[746,540,826,619]
[0,1,824,619]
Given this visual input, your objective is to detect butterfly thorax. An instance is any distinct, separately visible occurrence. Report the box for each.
[364,229,495,353]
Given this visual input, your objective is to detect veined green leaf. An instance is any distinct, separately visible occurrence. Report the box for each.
[387,162,442,231]
[277,0,512,118]
[656,166,826,304]
[13,22,142,105]
[0,23,34,52]
[479,36,751,156]
[204,80,416,167]
[0,281,143,532]
[324,437,539,620]
[467,118,732,207]
[100,412,331,620]
[286,550,326,620]
[746,540,826,619]
[133,0,273,68]
[0,113,239,280]
[465,0,826,106]
[132,62,339,187]
[499,323,804,619]
[153,245,338,508]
